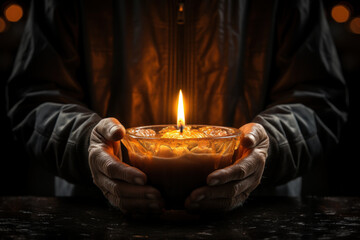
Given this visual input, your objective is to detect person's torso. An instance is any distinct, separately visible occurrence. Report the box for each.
[82,0,276,128]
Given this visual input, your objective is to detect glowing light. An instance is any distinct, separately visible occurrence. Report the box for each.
[177,90,185,131]
[331,4,350,23]
[4,4,23,23]
[0,17,6,33]
[179,3,184,12]
[349,17,360,34]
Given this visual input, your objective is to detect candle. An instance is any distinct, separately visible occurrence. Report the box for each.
[122,90,241,209]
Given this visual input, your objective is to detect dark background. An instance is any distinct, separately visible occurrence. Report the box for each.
[1,0,359,196]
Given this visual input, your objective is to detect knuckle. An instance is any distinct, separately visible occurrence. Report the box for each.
[229,183,241,197]
[223,197,241,211]
[92,124,106,141]
[105,161,118,178]
[120,166,131,182]
[226,192,250,211]
[104,192,123,211]
[229,186,237,197]
[254,123,266,136]
[234,165,247,179]
[108,194,125,211]
[99,118,114,131]
[235,163,248,179]
[89,150,108,170]
[88,147,101,162]
[104,191,111,200]
[228,193,248,211]
[239,192,250,202]
[113,183,122,197]
[210,189,250,211]
[253,149,267,164]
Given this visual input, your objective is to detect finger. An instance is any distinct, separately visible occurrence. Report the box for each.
[89,118,125,157]
[240,123,268,149]
[96,172,162,200]
[188,172,262,208]
[92,149,147,185]
[207,151,263,186]
[93,117,126,142]
[189,175,259,202]
[95,172,164,214]
[104,191,164,214]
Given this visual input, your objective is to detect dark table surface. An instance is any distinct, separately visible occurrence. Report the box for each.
[0,196,360,239]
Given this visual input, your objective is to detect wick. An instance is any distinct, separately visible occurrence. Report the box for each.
[180,125,184,134]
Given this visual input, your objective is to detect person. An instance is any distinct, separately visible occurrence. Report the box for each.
[6,0,347,214]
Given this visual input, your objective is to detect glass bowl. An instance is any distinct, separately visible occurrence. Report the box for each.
[121,125,242,209]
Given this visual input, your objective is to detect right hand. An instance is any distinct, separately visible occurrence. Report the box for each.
[88,117,164,214]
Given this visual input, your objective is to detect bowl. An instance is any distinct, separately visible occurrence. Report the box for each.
[121,125,242,209]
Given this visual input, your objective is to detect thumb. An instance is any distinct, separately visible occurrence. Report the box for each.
[95,117,126,142]
[108,124,126,141]
[240,123,267,149]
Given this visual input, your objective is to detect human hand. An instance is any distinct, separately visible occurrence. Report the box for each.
[88,117,164,214]
[185,123,269,212]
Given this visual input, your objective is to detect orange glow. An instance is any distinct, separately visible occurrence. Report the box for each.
[179,3,184,12]
[331,4,350,23]
[0,17,6,33]
[4,4,23,22]
[349,17,360,34]
[177,90,185,131]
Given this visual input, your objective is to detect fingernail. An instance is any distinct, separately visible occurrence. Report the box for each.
[149,202,160,209]
[194,194,205,202]
[244,134,256,148]
[247,134,255,143]
[109,125,120,135]
[146,193,157,200]
[134,177,145,185]
[109,125,124,139]
[208,179,219,186]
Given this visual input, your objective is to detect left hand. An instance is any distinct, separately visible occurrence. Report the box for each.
[185,123,269,212]
[88,118,164,215]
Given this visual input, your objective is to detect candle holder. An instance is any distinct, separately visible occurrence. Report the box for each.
[121,125,242,209]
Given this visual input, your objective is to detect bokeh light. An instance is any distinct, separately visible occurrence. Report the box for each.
[349,17,360,34]
[4,4,23,23]
[0,17,6,33]
[331,4,351,23]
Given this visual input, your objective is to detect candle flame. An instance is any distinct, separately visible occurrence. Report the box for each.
[177,90,185,131]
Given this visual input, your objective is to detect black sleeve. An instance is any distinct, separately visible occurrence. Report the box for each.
[6,0,101,185]
[254,0,348,186]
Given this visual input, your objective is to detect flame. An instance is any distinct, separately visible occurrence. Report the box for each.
[177,90,185,131]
